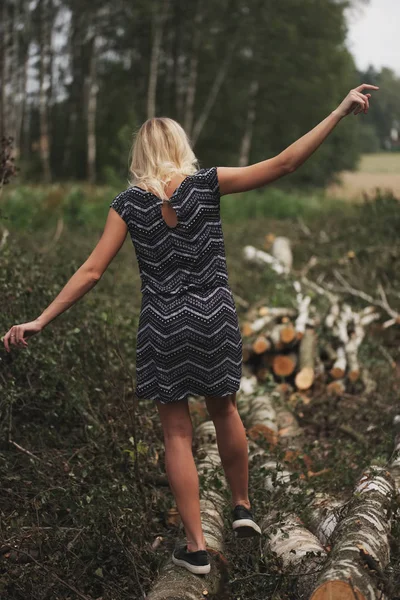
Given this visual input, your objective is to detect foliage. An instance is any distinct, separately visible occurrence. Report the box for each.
[3,0,370,187]
[357,66,400,151]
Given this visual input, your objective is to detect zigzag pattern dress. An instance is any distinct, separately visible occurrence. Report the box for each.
[109,166,242,404]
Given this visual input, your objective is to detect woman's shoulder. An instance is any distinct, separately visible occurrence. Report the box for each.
[195,166,217,179]
[193,167,220,202]
[109,186,140,219]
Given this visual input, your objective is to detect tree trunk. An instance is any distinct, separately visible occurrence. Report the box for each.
[183,0,203,137]
[191,34,239,147]
[1,2,10,140]
[238,79,259,166]
[86,27,98,183]
[147,0,170,119]
[38,0,52,183]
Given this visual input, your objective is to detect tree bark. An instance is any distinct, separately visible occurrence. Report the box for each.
[147,0,170,119]
[86,25,99,183]
[310,467,395,600]
[191,34,239,147]
[38,0,52,182]
[238,79,259,166]
[182,0,203,136]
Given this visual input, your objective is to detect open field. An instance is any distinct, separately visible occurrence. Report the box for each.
[327,152,400,200]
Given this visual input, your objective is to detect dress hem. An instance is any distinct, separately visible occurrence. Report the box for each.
[135,384,241,404]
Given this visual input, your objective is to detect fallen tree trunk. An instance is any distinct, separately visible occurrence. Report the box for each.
[307,492,347,546]
[147,419,228,600]
[310,467,396,600]
[262,511,327,599]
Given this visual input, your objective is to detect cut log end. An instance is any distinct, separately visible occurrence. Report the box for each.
[280,325,296,344]
[295,367,314,390]
[252,335,271,354]
[311,580,366,600]
[273,354,297,377]
[348,369,360,383]
[330,367,345,379]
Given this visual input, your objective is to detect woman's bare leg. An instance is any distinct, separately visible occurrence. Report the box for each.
[156,397,207,552]
[204,392,251,509]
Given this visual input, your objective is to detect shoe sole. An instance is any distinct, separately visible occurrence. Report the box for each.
[232,518,262,538]
[172,554,211,574]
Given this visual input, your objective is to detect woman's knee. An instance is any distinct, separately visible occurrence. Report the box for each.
[205,393,237,420]
[156,398,193,440]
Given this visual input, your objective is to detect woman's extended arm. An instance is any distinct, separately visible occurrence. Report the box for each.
[217,83,379,195]
[3,208,128,352]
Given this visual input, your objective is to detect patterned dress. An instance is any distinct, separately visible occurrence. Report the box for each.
[109,166,242,404]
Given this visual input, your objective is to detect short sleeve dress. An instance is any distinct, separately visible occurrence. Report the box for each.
[109,166,242,404]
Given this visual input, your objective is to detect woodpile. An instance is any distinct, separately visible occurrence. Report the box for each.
[240,293,380,399]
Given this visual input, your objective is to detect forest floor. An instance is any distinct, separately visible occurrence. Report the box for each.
[1,184,400,599]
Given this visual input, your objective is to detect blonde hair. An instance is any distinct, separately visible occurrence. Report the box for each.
[128,117,200,201]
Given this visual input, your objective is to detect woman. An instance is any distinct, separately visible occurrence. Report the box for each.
[3,83,377,575]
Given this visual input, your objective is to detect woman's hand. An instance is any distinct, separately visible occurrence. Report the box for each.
[334,83,379,118]
[3,319,43,352]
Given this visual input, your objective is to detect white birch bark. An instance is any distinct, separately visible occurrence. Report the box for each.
[310,467,395,600]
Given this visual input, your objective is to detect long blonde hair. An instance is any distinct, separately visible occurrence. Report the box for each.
[128,117,200,200]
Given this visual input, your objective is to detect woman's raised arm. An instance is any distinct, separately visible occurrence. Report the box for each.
[217,83,379,196]
[3,208,128,352]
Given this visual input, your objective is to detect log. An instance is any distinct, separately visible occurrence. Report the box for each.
[243,245,289,274]
[272,352,297,377]
[325,302,340,329]
[147,420,228,600]
[294,283,311,336]
[262,511,327,599]
[279,322,297,345]
[307,493,346,546]
[310,467,396,600]
[271,236,293,271]
[246,392,279,447]
[295,328,316,390]
[252,335,271,354]
[330,346,346,379]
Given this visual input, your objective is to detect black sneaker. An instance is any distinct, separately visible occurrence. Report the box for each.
[172,543,211,574]
[232,504,262,538]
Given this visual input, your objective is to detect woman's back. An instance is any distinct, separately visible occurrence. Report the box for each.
[110,165,242,404]
[110,166,230,297]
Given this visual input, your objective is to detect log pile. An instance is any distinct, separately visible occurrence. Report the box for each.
[240,294,380,399]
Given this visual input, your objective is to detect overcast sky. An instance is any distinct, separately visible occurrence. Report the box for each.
[346,0,400,76]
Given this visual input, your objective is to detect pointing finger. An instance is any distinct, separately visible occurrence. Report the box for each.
[355,83,379,92]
